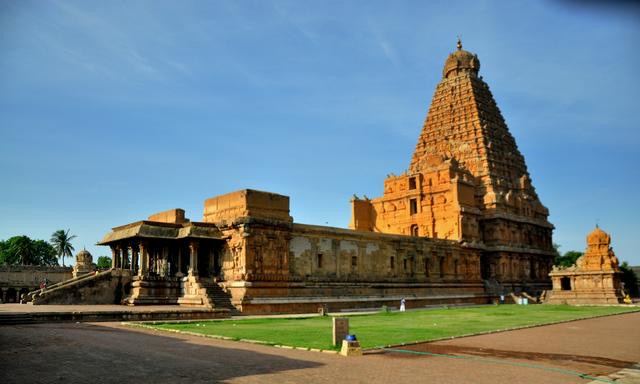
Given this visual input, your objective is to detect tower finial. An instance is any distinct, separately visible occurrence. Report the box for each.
[457,36,462,50]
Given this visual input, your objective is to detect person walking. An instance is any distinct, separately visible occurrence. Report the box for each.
[400,297,406,312]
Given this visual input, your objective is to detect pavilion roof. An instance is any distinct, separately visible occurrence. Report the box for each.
[98,220,222,245]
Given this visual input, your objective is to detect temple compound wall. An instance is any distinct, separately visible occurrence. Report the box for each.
[95,189,489,314]
[0,266,72,303]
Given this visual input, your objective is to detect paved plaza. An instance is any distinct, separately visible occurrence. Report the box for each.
[1,312,639,383]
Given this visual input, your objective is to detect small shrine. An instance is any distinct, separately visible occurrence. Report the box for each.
[547,227,624,304]
[73,249,94,278]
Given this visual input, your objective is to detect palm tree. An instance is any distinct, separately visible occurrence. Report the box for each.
[50,229,76,267]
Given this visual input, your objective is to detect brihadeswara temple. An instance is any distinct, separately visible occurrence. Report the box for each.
[27,41,557,313]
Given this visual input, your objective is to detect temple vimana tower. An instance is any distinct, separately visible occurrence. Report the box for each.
[351,39,555,285]
[27,41,556,313]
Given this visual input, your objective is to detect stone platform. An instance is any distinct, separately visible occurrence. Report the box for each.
[0,304,229,325]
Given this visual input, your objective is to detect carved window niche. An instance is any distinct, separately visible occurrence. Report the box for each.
[409,177,417,190]
[390,256,395,270]
[411,224,419,237]
[317,253,323,269]
[561,276,572,291]
[351,256,358,268]
[410,199,418,215]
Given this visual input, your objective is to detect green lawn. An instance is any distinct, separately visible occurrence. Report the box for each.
[147,305,638,351]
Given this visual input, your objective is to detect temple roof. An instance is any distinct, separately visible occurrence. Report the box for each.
[98,220,222,245]
[443,39,480,79]
[587,226,610,246]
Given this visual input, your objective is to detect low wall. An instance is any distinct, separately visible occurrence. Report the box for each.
[0,265,73,303]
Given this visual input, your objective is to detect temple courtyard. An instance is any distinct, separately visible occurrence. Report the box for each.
[1,309,639,383]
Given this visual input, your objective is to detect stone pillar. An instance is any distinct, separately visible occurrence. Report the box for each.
[130,246,138,274]
[332,317,349,346]
[116,245,123,268]
[551,276,561,290]
[160,246,169,277]
[176,247,183,276]
[120,246,128,269]
[110,246,118,268]
[189,241,199,276]
[139,242,149,277]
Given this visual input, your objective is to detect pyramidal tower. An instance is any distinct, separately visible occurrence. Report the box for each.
[351,40,555,284]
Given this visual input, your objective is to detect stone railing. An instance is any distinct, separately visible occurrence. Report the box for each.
[25,269,113,303]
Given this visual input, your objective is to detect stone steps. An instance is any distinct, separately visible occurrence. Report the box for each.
[200,284,240,314]
[0,313,35,326]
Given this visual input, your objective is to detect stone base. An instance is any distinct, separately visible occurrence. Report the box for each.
[340,340,362,357]
[220,280,489,314]
[177,275,208,307]
[546,289,624,305]
[125,278,182,305]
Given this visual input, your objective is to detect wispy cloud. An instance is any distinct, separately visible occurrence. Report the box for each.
[365,19,401,69]
[43,0,191,83]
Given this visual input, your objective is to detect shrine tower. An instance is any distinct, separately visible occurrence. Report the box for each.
[350,40,555,284]
[547,227,624,304]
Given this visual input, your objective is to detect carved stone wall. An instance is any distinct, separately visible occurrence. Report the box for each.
[289,224,482,283]
[201,189,488,314]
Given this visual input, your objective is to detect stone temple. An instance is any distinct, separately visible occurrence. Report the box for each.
[547,227,624,304]
[26,41,555,313]
[350,39,555,289]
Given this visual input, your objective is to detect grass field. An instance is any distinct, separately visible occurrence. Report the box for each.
[148,305,639,350]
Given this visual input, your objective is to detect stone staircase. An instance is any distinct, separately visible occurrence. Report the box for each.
[483,278,505,297]
[202,282,239,315]
[0,313,35,326]
[178,276,240,314]
[24,269,132,305]
[24,269,110,303]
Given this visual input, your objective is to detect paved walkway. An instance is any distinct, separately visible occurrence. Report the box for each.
[0,312,638,383]
[0,303,210,314]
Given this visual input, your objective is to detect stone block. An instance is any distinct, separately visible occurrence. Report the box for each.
[340,339,362,357]
[332,317,349,346]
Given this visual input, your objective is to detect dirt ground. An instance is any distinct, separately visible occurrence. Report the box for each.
[1,312,638,384]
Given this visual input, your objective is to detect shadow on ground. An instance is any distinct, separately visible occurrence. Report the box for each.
[0,322,323,384]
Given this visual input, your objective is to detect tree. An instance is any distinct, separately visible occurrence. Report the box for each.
[554,250,583,268]
[96,256,112,269]
[32,240,58,266]
[50,229,76,267]
[620,262,639,298]
[0,236,58,266]
[12,236,36,265]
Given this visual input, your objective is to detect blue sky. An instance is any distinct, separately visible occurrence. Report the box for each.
[1,0,639,265]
